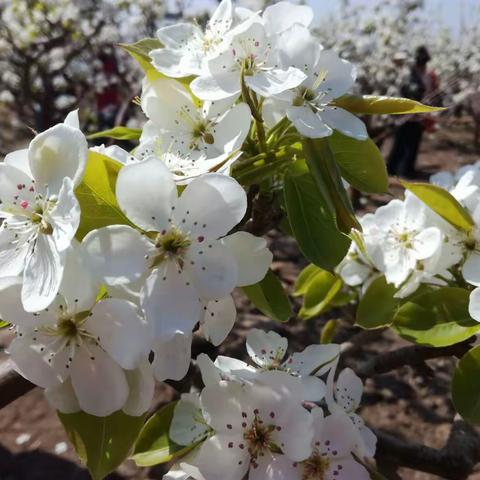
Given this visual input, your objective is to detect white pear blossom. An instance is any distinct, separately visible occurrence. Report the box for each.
[83,159,271,354]
[0,246,153,417]
[139,77,251,181]
[293,409,370,480]
[265,24,367,140]
[173,373,313,480]
[0,112,87,311]
[363,192,443,288]
[190,18,307,101]
[150,0,234,78]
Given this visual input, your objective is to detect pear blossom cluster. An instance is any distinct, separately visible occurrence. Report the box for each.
[165,329,375,480]
[337,160,480,321]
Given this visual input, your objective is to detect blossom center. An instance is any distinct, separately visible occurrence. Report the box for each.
[301,450,330,480]
[243,415,276,458]
[151,227,191,268]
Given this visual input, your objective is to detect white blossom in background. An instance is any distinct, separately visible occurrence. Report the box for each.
[198,329,339,401]
[139,77,251,181]
[0,245,153,417]
[0,112,87,311]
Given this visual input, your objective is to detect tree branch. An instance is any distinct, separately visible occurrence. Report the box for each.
[0,359,35,409]
[375,420,480,480]
[355,339,474,379]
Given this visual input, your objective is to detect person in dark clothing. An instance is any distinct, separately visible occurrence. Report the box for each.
[387,46,438,177]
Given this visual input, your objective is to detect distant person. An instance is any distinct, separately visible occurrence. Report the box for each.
[387,46,440,177]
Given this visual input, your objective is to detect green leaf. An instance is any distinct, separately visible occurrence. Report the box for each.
[75,151,135,240]
[293,264,323,297]
[302,138,360,233]
[242,269,292,322]
[402,181,474,232]
[328,131,388,193]
[393,287,480,347]
[284,162,351,271]
[88,126,142,141]
[58,410,145,480]
[320,319,338,344]
[0,320,9,328]
[299,271,343,320]
[452,346,480,424]
[333,94,446,115]
[356,276,399,329]
[132,402,200,467]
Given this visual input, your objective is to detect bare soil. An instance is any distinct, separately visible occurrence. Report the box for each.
[0,116,479,479]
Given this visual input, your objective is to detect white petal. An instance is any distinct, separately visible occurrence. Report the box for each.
[287,106,333,138]
[320,107,368,141]
[317,412,357,458]
[141,263,202,339]
[177,173,247,239]
[246,329,288,368]
[262,98,289,129]
[287,344,340,376]
[152,332,192,381]
[335,368,363,413]
[4,149,32,177]
[186,241,238,300]
[197,353,223,386]
[0,227,30,277]
[190,74,235,101]
[221,232,272,287]
[263,1,313,35]
[193,433,249,480]
[9,336,60,388]
[49,177,80,251]
[413,227,442,260]
[156,22,202,49]
[116,157,177,232]
[212,103,251,154]
[63,110,80,129]
[469,287,480,322]
[301,376,327,402]
[315,50,357,102]
[246,67,306,98]
[29,123,88,193]
[85,298,152,370]
[209,0,233,34]
[71,345,129,417]
[22,234,65,312]
[45,378,80,414]
[249,453,298,480]
[59,242,98,313]
[328,457,370,480]
[463,252,480,287]
[123,360,155,416]
[201,296,236,346]
[82,225,152,286]
[170,393,210,445]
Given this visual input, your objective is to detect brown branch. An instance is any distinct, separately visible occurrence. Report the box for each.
[375,420,480,480]
[0,359,35,409]
[355,338,474,379]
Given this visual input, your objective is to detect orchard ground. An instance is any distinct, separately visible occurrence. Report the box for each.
[1,115,479,480]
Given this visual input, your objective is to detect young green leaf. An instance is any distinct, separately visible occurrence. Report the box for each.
[0,320,8,328]
[88,126,142,141]
[452,346,480,425]
[284,163,351,271]
[241,269,292,323]
[294,264,324,297]
[320,319,338,344]
[332,95,446,115]
[58,410,145,480]
[132,402,201,467]
[328,131,388,193]
[356,276,398,329]
[302,138,360,233]
[75,151,135,240]
[402,181,474,232]
[393,287,480,347]
[299,271,343,320]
